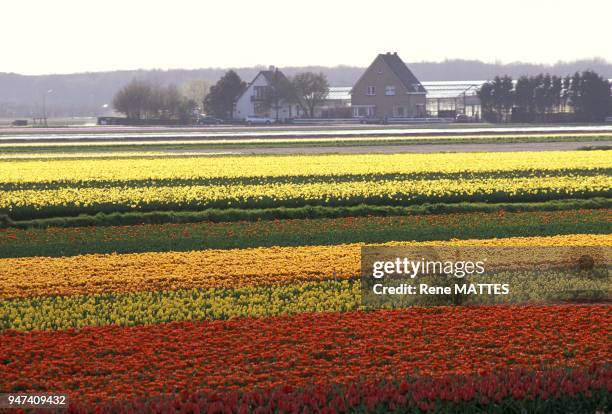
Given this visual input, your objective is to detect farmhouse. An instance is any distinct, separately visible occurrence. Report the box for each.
[351,52,426,119]
[233,67,299,122]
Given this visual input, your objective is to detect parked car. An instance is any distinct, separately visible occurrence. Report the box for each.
[356,117,382,124]
[455,114,475,123]
[246,115,276,125]
[198,116,223,125]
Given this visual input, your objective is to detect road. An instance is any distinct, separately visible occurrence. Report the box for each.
[2,124,612,142]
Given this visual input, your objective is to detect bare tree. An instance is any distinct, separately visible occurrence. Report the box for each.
[181,79,212,111]
[291,72,329,118]
[112,80,197,122]
[112,80,155,120]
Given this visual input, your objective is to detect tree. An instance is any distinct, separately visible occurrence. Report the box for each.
[572,70,611,121]
[561,76,572,111]
[477,82,495,122]
[181,79,212,111]
[568,72,582,113]
[203,70,246,120]
[513,76,534,120]
[112,80,197,122]
[486,76,513,122]
[478,69,610,123]
[260,70,295,120]
[551,76,563,113]
[162,84,197,121]
[291,72,329,118]
[112,80,155,120]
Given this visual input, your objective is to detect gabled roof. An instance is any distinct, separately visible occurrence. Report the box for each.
[351,53,426,94]
[259,70,289,84]
[235,69,290,102]
[379,53,426,93]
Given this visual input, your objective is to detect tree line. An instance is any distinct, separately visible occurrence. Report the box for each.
[478,71,611,123]
[113,70,329,122]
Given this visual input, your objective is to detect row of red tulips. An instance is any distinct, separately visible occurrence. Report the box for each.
[14,364,610,413]
[1,306,609,404]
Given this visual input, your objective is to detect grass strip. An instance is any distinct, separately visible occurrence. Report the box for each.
[1,134,611,155]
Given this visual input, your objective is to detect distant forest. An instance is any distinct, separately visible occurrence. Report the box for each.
[1,58,611,118]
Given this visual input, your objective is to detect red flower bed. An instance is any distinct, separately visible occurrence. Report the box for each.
[65,364,611,413]
[1,306,610,405]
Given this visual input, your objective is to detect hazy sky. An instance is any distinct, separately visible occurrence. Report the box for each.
[4,0,611,75]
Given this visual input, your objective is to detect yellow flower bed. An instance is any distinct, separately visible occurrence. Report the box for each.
[1,234,608,299]
[2,175,609,211]
[1,268,609,332]
[0,280,361,331]
[1,151,609,184]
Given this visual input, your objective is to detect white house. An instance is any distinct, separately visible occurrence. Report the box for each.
[233,67,299,121]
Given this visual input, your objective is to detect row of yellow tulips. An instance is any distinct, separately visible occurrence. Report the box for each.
[1,151,609,184]
[2,268,608,331]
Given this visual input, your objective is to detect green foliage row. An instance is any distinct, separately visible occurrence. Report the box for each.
[5,188,611,221]
[1,204,610,258]
[1,198,609,230]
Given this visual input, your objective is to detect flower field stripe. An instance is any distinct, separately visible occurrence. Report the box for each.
[2,198,609,232]
[2,208,609,258]
[67,364,612,413]
[1,151,610,185]
[0,306,609,403]
[6,168,610,192]
[1,270,609,332]
[2,175,611,220]
[0,280,360,331]
[0,234,609,299]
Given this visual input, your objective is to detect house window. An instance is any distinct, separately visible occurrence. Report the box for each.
[353,106,376,117]
[254,86,268,100]
[366,86,376,96]
[385,86,396,96]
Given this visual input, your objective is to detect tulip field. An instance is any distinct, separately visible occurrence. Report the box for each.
[0,149,611,413]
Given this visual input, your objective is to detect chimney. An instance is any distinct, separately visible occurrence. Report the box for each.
[269,65,275,71]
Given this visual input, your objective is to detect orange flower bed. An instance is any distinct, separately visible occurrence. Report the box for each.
[1,234,608,299]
